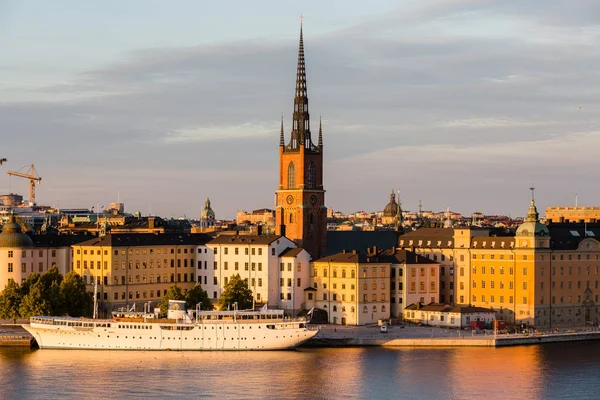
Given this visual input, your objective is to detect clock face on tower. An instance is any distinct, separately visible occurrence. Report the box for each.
[286,195,294,205]
[310,195,317,205]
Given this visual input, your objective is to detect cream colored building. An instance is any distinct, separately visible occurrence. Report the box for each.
[403,303,495,328]
[387,249,440,319]
[0,214,80,289]
[236,209,275,227]
[204,234,310,314]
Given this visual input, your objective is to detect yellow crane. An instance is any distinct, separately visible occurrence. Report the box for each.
[7,164,42,205]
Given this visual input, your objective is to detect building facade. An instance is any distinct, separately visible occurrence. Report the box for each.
[203,235,310,314]
[398,195,600,329]
[72,233,212,316]
[275,23,327,259]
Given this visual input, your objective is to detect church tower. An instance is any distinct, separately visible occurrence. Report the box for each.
[275,21,327,259]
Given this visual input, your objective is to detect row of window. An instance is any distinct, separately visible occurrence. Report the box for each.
[216,247,275,256]
[7,262,49,273]
[7,250,56,258]
[473,280,518,290]
[219,261,263,271]
[314,267,387,278]
[470,294,521,304]
[76,247,202,256]
[83,273,194,285]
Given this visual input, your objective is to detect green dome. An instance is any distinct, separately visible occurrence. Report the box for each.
[516,198,549,237]
[0,214,34,248]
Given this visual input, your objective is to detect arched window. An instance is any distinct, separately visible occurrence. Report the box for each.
[313,268,317,277]
[351,270,356,279]
[289,213,294,223]
[342,306,346,312]
[307,162,316,189]
[333,305,337,312]
[351,307,355,313]
[342,269,346,278]
[362,306,368,313]
[363,269,367,278]
[288,162,295,189]
[382,305,386,313]
[323,269,327,278]
[372,305,377,313]
[333,269,337,278]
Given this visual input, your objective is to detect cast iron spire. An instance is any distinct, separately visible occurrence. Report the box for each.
[288,17,315,151]
[280,113,284,146]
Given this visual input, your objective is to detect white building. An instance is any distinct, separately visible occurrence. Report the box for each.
[199,234,310,315]
[0,214,80,288]
[403,303,496,328]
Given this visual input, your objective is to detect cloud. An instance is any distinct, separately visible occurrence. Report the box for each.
[1,2,599,217]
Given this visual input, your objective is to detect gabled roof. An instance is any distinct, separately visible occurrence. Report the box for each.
[279,247,304,258]
[208,234,283,245]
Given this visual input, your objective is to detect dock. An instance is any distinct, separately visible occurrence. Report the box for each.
[0,324,35,348]
[302,325,600,348]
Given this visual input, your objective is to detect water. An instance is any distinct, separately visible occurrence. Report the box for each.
[2,343,600,399]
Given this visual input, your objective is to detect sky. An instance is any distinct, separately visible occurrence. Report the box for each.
[1,0,599,219]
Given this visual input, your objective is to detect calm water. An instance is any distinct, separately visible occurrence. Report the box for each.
[2,343,600,399]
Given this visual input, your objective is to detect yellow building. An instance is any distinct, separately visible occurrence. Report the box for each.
[398,196,600,329]
[72,233,212,316]
[546,206,600,223]
[308,248,390,325]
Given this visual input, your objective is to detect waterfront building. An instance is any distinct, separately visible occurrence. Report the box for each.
[308,248,391,325]
[0,214,83,288]
[72,233,213,315]
[204,234,310,314]
[403,303,495,329]
[275,22,327,259]
[398,194,600,329]
[386,249,440,320]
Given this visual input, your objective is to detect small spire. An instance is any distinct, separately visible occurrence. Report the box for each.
[318,115,323,147]
[280,113,284,146]
[525,186,539,222]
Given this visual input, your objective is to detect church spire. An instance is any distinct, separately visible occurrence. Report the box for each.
[318,115,323,147]
[287,16,314,151]
[525,186,540,222]
[280,113,284,146]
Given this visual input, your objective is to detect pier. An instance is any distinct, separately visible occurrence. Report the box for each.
[0,324,35,348]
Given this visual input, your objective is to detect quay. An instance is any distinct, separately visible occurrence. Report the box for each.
[0,323,35,348]
[303,324,600,348]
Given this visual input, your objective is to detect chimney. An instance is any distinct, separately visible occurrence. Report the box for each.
[352,250,357,255]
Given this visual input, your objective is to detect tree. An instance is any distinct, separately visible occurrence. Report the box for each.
[158,284,185,316]
[186,284,213,311]
[60,271,93,317]
[20,273,41,297]
[218,274,253,311]
[0,280,22,323]
[19,280,50,318]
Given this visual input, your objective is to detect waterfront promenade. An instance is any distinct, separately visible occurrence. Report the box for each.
[306,323,600,348]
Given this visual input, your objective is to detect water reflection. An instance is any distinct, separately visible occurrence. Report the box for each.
[1,344,600,399]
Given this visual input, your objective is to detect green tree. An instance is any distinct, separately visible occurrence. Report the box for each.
[20,273,41,297]
[158,284,185,316]
[60,271,93,317]
[218,274,253,311]
[19,280,50,318]
[0,279,22,323]
[186,284,213,311]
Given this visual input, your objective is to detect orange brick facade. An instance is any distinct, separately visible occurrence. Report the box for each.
[275,25,327,259]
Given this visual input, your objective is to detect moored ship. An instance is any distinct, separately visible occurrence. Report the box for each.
[23,300,317,350]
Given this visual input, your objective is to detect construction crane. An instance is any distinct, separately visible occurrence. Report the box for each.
[7,164,42,205]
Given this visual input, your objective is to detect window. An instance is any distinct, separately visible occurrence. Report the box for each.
[307,162,316,189]
[523,282,527,290]
[287,162,295,188]
[8,263,13,273]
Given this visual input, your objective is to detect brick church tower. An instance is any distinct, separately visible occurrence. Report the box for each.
[275,22,327,259]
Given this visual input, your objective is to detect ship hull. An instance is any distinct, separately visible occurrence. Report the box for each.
[24,321,317,351]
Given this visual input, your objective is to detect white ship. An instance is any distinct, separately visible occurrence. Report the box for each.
[23,300,317,351]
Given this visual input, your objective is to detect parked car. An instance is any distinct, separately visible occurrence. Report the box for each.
[380,325,388,333]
